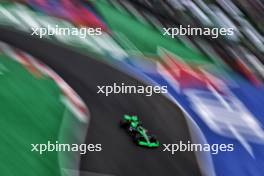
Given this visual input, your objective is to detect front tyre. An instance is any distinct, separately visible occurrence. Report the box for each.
[120,119,129,128]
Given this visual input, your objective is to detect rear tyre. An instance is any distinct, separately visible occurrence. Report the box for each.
[149,135,157,143]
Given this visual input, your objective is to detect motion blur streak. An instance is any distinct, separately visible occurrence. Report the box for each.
[0,0,264,176]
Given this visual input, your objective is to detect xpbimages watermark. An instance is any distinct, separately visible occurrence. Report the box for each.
[163,25,234,39]
[97,83,168,96]
[162,141,234,155]
[31,141,102,155]
[31,25,102,38]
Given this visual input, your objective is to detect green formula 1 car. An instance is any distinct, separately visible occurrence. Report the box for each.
[120,115,160,148]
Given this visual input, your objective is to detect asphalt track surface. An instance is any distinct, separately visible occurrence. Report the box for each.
[0,27,202,176]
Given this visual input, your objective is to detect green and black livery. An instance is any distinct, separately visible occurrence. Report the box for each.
[120,115,160,148]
